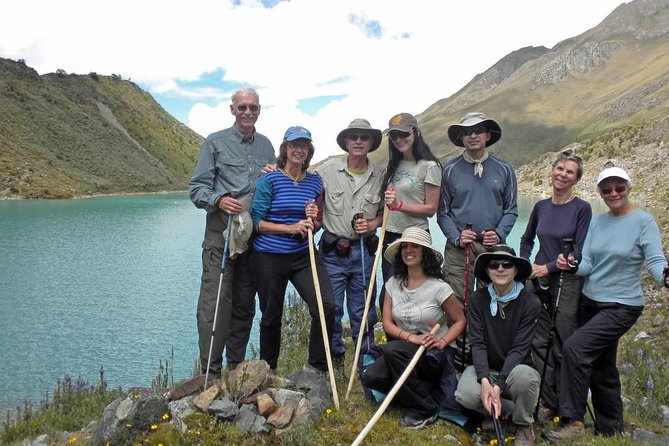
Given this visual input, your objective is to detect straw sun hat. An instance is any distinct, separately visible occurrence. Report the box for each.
[383,227,443,264]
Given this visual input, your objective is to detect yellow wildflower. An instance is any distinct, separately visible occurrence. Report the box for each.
[162,413,170,420]
[67,436,78,444]
[125,423,133,428]
[552,416,560,423]
[150,424,158,430]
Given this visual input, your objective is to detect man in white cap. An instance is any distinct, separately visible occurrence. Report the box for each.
[437,112,518,370]
[316,118,385,372]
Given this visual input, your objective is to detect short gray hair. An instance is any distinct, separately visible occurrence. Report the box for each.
[231,88,259,103]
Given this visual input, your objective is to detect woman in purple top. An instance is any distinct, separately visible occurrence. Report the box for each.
[519,150,592,420]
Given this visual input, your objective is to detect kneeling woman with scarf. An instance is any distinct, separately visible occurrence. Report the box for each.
[455,245,541,446]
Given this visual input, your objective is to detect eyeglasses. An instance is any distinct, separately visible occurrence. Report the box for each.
[346,134,371,142]
[236,104,260,112]
[487,260,515,270]
[600,185,627,195]
[462,126,488,137]
[389,130,412,140]
[288,140,310,149]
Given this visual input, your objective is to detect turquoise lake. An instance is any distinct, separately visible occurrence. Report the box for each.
[0,193,603,416]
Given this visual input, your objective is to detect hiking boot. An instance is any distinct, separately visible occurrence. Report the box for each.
[399,412,438,430]
[536,405,557,424]
[303,363,329,379]
[542,420,585,442]
[514,424,535,446]
[333,354,348,379]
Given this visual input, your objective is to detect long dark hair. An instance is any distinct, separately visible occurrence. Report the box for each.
[379,128,441,198]
[391,245,444,281]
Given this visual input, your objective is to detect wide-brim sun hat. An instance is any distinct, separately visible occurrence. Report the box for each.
[596,166,632,186]
[383,227,443,264]
[336,118,383,152]
[447,112,502,148]
[284,126,313,142]
[473,244,532,283]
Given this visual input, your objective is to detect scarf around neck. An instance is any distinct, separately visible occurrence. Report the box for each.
[487,281,524,317]
[462,150,489,177]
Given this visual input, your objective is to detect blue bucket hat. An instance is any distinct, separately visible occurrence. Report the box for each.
[284,126,312,142]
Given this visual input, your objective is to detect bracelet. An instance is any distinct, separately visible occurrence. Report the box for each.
[388,201,404,211]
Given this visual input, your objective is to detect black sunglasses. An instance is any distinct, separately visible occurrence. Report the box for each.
[600,185,627,195]
[236,104,260,112]
[347,133,371,142]
[389,130,412,140]
[487,260,515,270]
[561,150,583,163]
[462,125,488,137]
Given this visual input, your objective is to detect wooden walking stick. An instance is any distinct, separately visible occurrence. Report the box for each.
[350,313,448,446]
[307,227,340,410]
[345,205,389,400]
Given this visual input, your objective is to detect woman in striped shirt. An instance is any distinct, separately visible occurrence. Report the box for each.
[250,126,335,373]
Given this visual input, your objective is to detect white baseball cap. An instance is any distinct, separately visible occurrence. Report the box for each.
[596,167,632,186]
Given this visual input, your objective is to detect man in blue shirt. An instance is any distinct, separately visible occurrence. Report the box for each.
[437,112,518,370]
[189,88,276,376]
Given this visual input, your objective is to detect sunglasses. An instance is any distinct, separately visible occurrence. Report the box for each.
[288,140,310,149]
[236,104,260,112]
[600,185,627,195]
[389,130,412,140]
[347,133,371,142]
[487,260,515,270]
[561,150,583,163]
[462,126,488,137]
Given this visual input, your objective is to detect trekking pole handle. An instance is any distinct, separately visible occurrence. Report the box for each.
[562,237,578,268]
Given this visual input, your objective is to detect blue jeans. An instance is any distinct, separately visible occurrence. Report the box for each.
[320,239,377,357]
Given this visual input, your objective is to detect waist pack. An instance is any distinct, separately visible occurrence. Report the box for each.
[321,232,379,257]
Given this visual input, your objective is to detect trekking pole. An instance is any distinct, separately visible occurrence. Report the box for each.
[346,205,389,400]
[351,313,447,446]
[534,238,574,418]
[204,191,237,390]
[354,212,370,353]
[459,223,473,369]
[306,208,340,409]
[491,405,505,446]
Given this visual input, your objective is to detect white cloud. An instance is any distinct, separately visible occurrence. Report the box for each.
[0,0,627,161]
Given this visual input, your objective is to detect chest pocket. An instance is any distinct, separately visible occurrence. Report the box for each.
[361,193,381,219]
[217,157,246,176]
[325,190,345,216]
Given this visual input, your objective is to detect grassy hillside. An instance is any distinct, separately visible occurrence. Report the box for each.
[383,0,669,168]
[0,58,202,199]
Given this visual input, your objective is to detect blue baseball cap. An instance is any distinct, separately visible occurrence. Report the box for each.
[283,126,312,142]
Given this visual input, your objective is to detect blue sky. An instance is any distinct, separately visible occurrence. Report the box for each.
[0,0,627,161]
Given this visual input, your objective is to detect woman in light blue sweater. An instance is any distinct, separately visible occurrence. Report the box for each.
[544,166,669,442]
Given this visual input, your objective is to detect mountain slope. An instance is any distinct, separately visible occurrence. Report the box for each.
[0,58,202,198]
[398,0,669,167]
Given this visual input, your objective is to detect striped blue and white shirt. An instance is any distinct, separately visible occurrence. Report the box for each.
[250,170,322,253]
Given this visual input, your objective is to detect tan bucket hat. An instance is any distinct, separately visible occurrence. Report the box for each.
[336,118,382,152]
